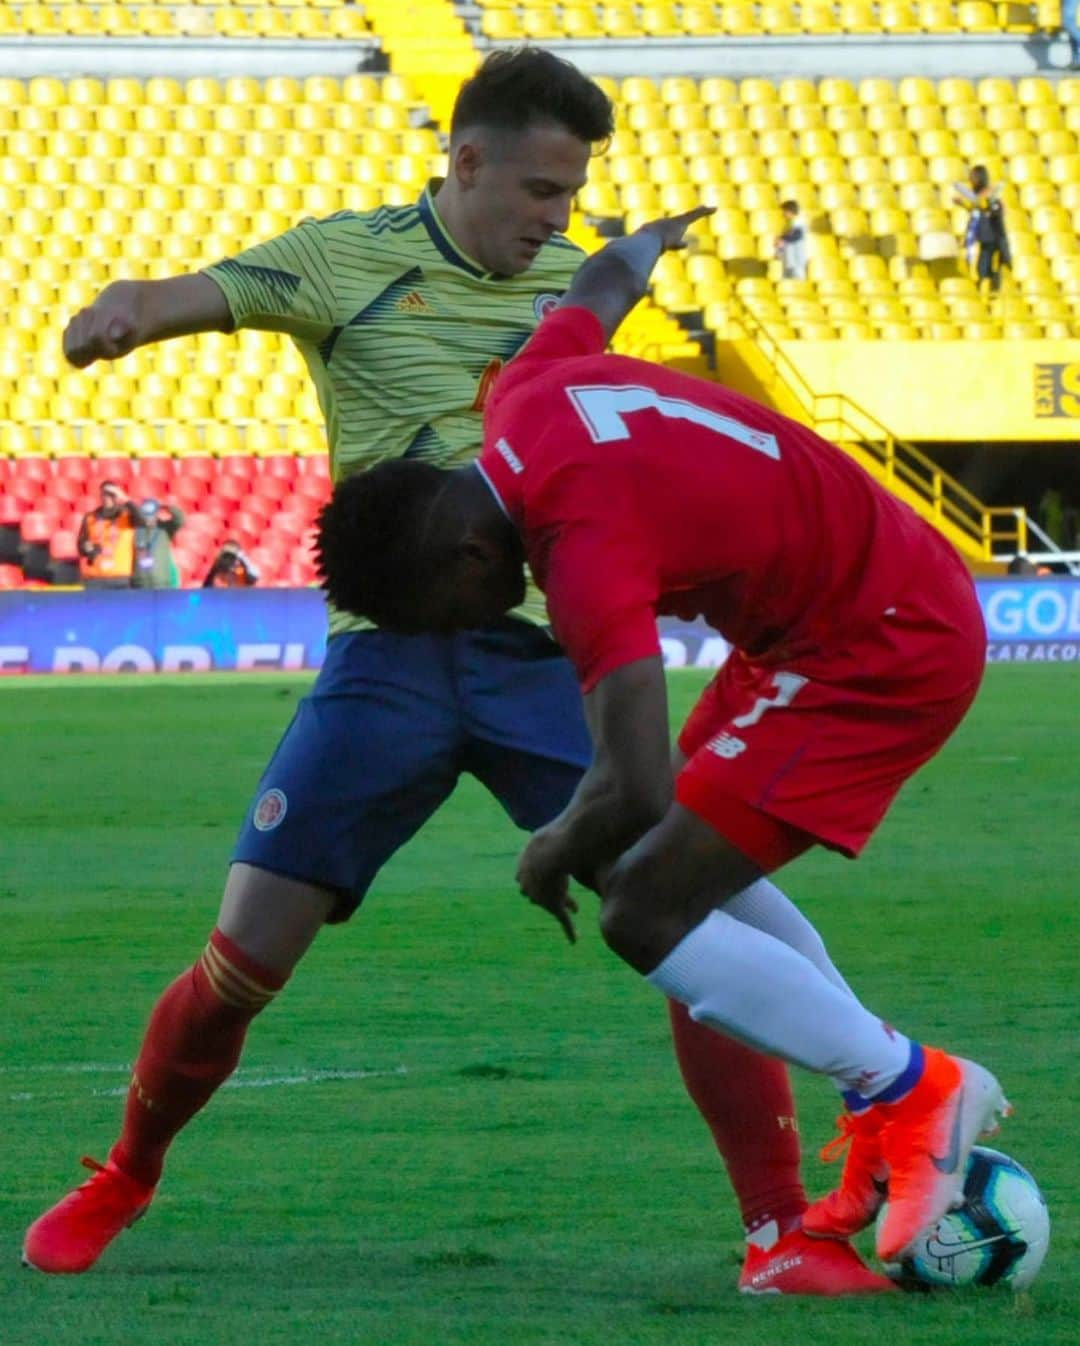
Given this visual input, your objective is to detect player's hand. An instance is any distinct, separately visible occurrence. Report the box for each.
[516,828,579,944]
[635,206,715,254]
[63,282,140,368]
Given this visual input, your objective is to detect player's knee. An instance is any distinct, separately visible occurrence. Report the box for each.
[599,851,674,974]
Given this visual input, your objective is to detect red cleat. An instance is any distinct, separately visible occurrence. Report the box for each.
[875,1050,1009,1263]
[803,1108,888,1239]
[22,1157,155,1274]
[738,1226,896,1295]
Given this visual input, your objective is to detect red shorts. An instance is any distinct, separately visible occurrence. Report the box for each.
[675,542,986,871]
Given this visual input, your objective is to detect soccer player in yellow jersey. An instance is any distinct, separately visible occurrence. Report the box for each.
[26,50,887,1294]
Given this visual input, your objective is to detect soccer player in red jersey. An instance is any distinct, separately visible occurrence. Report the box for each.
[24,62,879,1296]
[315,212,1013,1271]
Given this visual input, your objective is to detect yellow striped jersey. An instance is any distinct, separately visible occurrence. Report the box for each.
[203,183,584,634]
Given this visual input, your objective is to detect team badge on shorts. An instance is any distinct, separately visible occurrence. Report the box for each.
[252,788,288,831]
[534,293,560,320]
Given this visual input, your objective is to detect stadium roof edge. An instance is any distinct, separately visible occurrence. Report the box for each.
[0,37,381,79]
[482,35,1069,80]
[0,32,1071,82]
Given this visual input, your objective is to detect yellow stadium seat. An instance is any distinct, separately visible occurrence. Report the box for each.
[1016,77,1054,106]
[858,79,896,107]
[918,0,958,25]
[522,9,561,38]
[699,77,739,106]
[669,104,708,133]
[957,0,997,25]
[621,78,660,104]
[838,0,877,27]
[774,79,815,108]
[682,3,724,32]
[790,106,828,136]
[818,180,859,211]
[760,1,801,30]
[682,129,719,158]
[896,77,935,106]
[878,127,918,156]
[707,104,747,134]
[880,0,920,28]
[721,2,757,31]
[760,128,797,158]
[1026,104,1065,134]
[799,128,838,158]
[741,79,779,106]
[977,78,1016,106]
[748,105,788,135]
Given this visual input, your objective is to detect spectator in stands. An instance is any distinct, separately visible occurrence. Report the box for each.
[203,540,259,589]
[1064,0,1080,69]
[77,481,138,589]
[774,200,808,280]
[953,167,1010,293]
[130,498,184,590]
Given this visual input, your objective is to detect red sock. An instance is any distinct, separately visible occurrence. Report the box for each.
[668,998,807,1237]
[110,928,286,1187]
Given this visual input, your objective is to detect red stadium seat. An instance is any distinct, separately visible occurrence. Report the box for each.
[219,454,256,481]
[89,456,133,485]
[262,454,299,482]
[51,477,86,506]
[213,473,248,504]
[0,493,24,527]
[171,475,209,506]
[0,563,24,588]
[55,457,91,483]
[49,529,79,559]
[294,474,331,505]
[12,457,52,486]
[20,511,55,544]
[250,473,292,504]
[177,455,217,484]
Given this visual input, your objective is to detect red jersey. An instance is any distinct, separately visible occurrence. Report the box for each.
[479,306,937,693]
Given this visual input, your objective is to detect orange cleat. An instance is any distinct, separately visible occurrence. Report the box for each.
[875,1049,1010,1264]
[739,1226,896,1295]
[22,1157,155,1274]
[803,1108,888,1239]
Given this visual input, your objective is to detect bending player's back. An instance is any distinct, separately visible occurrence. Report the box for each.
[487,334,934,662]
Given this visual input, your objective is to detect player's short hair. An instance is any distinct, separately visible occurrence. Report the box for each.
[780,199,799,214]
[450,48,614,146]
[314,460,447,629]
[970,164,989,193]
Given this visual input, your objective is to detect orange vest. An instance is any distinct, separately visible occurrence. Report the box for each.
[81,511,135,580]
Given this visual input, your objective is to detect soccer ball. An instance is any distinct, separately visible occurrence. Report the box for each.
[877,1146,1050,1291]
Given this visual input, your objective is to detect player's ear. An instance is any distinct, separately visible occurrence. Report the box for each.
[459,532,506,578]
[451,138,483,189]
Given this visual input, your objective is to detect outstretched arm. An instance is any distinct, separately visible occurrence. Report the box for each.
[63,273,233,368]
[559,206,713,345]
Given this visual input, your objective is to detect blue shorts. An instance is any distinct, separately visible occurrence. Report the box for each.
[233,619,591,921]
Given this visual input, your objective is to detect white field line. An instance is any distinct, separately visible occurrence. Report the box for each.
[5,1062,409,1103]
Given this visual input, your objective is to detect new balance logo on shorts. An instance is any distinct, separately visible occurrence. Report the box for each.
[707,731,747,759]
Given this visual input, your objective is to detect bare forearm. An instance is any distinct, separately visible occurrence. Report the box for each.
[64,273,231,367]
[560,234,662,345]
[546,761,671,890]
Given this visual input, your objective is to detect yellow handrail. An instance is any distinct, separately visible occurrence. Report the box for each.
[722,296,1028,561]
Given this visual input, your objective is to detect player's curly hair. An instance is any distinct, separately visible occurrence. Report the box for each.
[450,48,614,146]
[314,460,448,630]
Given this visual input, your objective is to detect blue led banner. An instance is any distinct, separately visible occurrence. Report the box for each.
[0,579,1078,675]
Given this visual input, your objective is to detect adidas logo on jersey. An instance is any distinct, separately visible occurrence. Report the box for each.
[396,290,432,314]
[706,731,747,760]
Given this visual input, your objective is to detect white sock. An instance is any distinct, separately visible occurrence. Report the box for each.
[724,877,854,997]
[725,877,856,1095]
[647,909,911,1095]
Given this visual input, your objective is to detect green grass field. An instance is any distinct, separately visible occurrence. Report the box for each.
[1,666,1076,1346]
